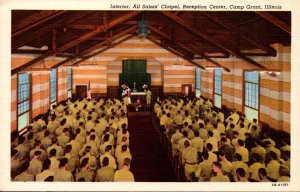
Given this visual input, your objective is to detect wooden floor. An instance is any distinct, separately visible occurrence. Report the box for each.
[128,111,177,182]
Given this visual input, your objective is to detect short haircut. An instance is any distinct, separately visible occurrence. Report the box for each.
[212,161,222,169]
[123,158,131,166]
[236,168,246,177]
[238,139,244,146]
[59,158,68,168]
[230,123,235,129]
[258,168,267,177]
[206,143,213,151]
[50,148,57,157]
[80,158,89,168]
[102,157,109,166]
[64,145,72,154]
[184,140,190,147]
[202,151,209,160]
[182,131,188,137]
[235,153,242,161]
[44,175,54,182]
[42,158,51,171]
[33,150,42,156]
[121,145,127,152]
[270,151,278,160]
[105,145,112,152]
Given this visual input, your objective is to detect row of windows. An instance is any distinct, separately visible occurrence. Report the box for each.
[17,68,72,131]
[195,69,259,121]
[195,67,201,97]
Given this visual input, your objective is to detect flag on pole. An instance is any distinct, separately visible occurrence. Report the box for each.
[87,81,91,99]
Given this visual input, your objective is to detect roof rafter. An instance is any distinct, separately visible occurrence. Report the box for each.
[12,11,95,49]
[12,11,66,37]
[160,11,267,69]
[147,35,205,70]
[149,26,228,71]
[71,34,136,66]
[201,12,277,56]
[51,26,137,68]
[256,12,291,34]
[12,11,141,74]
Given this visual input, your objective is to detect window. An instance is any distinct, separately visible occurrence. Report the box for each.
[67,67,72,98]
[50,68,57,108]
[244,71,259,121]
[214,68,222,108]
[195,67,201,97]
[17,73,30,131]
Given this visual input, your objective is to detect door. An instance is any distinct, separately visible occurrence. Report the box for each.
[182,84,192,96]
[76,85,87,99]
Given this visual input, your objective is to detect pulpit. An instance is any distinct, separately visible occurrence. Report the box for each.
[131,92,146,103]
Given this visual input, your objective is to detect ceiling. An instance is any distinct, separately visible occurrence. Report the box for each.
[11,10,291,74]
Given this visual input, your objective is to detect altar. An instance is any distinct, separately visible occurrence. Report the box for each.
[131,91,146,103]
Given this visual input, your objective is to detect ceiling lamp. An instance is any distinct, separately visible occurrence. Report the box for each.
[259,57,281,77]
[136,14,150,38]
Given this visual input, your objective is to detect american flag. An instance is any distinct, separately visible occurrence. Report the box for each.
[87,81,91,99]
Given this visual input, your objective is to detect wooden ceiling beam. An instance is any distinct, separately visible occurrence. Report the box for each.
[71,34,135,66]
[256,12,291,34]
[13,11,61,33]
[12,11,141,75]
[12,49,74,57]
[12,11,95,49]
[51,25,136,68]
[160,11,267,69]
[149,26,229,72]
[201,12,277,56]
[147,35,205,70]
[12,11,66,37]
[63,21,137,30]
[51,56,75,69]
[80,25,136,55]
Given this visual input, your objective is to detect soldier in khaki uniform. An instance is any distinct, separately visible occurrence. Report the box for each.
[64,145,79,174]
[14,136,30,163]
[236,168,248,182]
[36,158,54,182]
[54,158,74,181]
[195,151,212,181]
[146,89,152,108]
[249,153,265,182]
[210,161,230,182]
[28,150,43,177]
[100,145,117,170]
[266,151,280,181]
[80,146,97,172]
[11,149,21,179]
[75,158,94,181]
[13,161,34,182]
[96,157,115,182]
[231,153,249,182]
[250,139,266,163]
[47,138,63,159]
[182,140,198,181]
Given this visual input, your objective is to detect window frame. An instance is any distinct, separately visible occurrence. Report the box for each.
[17,72,32,132]
[67,67,72,98]
[213,68,222,108]
[243,70,260,121]
[195,67,201,97]
[50,68,58,107]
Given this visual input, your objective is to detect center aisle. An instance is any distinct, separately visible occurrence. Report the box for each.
[127,111,177,182]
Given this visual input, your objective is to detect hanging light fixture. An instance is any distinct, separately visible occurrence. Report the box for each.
[259,57,281,77]
[173,56,180,65]
[136,14,150,38]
